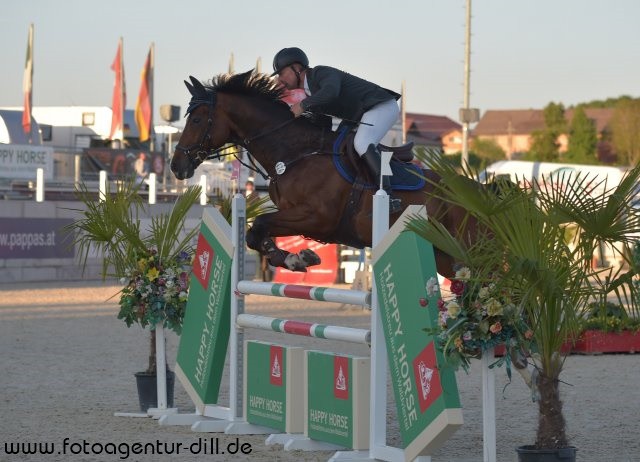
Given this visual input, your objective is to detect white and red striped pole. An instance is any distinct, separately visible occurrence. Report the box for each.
[236,281,370,307]
[236,313,371,345]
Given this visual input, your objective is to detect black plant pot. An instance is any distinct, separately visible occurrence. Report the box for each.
[516,445,577,462]
[134,370,175,412]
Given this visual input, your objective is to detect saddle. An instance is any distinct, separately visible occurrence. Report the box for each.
[332,126,425,191]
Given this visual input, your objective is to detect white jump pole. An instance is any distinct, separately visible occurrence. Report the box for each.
[148,172,157,204]
[229,193,244,423]
[148,324,178,418]
[482,348,497,462]
[99,170,107,202]
[153,326,167,410]
[35,168,44,202]
[199,174,207,205]
[368,187,392,461]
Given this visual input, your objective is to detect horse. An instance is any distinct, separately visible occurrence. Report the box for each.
[171,70,480,279]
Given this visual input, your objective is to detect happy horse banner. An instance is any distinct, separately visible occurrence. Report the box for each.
[176,207,232,414]
[373,205,463,461]
[0,144,54,180]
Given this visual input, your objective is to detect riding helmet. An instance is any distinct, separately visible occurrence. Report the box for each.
[271,47,309,75]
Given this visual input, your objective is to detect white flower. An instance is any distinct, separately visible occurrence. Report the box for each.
[485,298,503,316]
[425,277,439,296]
[454,267,471,281]
[478,286,490,300]
[119,277,128,285]
[446,300,461,318]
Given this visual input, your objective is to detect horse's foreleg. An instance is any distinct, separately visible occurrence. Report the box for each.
[246,219,295,270]
[246,210,327,272]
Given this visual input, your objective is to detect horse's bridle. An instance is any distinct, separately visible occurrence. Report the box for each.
[175,97,298,176]
[174,102,217,168]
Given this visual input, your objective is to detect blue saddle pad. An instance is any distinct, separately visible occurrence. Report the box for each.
[331,128,425,191]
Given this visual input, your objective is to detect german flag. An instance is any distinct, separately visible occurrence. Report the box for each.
[135,44,154,142]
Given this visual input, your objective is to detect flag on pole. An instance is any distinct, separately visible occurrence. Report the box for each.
[22,24,34,135]
[135,43,154,142]
[109,37,126,141]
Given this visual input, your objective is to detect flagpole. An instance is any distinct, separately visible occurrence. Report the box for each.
[149,42,155,152]
[229,52,235,74]
[401,81,406,144]
[22,23,34,141]
[118,37,125,144]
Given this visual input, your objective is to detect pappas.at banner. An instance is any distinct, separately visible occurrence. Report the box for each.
[0,218,74,259]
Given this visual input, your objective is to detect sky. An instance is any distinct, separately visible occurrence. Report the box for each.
[1,0,638,126]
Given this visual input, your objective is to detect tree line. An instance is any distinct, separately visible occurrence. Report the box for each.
[469,96,640,167]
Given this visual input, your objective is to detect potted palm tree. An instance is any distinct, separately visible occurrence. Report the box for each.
[66,181,201,411]
[407,151,640,461]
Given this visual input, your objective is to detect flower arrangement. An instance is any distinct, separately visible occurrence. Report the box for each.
[117,249,192,334]
[66,181,202,374]
[427,266,532,371]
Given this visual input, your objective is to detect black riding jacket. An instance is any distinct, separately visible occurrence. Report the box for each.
[300,66,400,121]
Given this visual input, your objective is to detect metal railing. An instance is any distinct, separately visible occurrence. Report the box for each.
[1,148,237,202]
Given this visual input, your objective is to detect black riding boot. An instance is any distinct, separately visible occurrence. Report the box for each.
[362,144,402,214]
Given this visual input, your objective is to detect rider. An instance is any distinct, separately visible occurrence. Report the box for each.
[271,47,402,213]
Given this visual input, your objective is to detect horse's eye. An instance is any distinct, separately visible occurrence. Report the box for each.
[191,117,201,124]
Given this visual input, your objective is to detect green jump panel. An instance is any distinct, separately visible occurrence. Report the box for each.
[305,350,370,450]
[244,340,304,433]
[175,208,233,414]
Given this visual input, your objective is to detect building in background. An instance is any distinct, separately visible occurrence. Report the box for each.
[404,113,462,154]
[473,108,615,161]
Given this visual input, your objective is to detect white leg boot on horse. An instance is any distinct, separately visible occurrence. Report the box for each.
[362,144,402,214]
[260,237,321,272]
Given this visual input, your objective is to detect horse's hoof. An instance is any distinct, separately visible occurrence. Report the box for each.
[299,249,321,267]
[284,254,308,272]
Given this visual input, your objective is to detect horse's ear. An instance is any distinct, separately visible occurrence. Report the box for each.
[189,76,207,96]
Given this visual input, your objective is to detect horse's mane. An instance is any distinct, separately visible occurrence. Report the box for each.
[206,70,285,104]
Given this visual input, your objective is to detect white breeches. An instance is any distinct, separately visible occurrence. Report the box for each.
[353,99,400,155]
